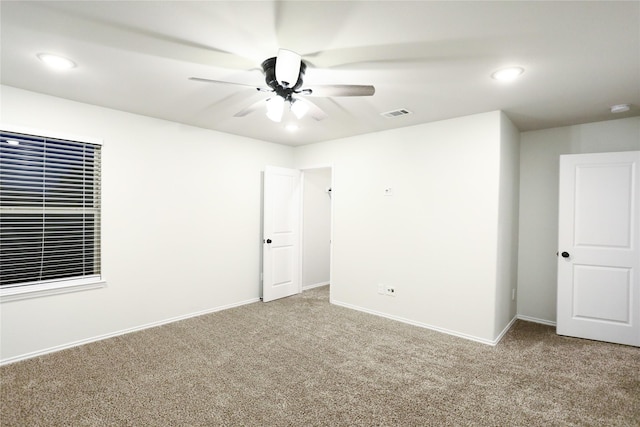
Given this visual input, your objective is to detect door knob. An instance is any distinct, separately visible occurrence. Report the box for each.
[265,239,272,244]
[561,251,570,258]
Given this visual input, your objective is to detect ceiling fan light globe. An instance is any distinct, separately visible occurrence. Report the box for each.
[291,99,309,119]
[275,49,301,88]
[266,96,285,122]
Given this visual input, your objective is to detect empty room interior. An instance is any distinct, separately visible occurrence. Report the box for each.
[1,1,639,425]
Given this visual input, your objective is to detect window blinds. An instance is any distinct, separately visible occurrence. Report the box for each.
[0,130,102,288]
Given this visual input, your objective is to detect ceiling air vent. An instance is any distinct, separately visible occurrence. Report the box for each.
[381,109,412,118]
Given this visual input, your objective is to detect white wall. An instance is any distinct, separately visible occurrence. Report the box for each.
[301,168,332,289]
[295,111,515,343]
[0,86,294,362]
[10,81,631,359]
[517,117,640,324]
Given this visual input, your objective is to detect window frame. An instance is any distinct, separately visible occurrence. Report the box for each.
[0,124,106,302]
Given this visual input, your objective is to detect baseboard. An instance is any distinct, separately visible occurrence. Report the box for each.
[517,315,557,327]
[331,299,505,346]
[303,281,330,291]
[3,299,554,365]
[0,297,260,366]
[494,315,518,345]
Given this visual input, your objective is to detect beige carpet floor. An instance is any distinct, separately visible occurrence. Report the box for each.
[1,286,639,426]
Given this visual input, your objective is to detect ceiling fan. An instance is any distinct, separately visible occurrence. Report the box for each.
[189,49,375,122]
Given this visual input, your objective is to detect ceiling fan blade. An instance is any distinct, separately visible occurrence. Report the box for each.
[303,84,375,97]
[303,99,328,121]
[189,77,262,89]
[5,2,258,70]
[275,49,301,88]
[233,98,267,118]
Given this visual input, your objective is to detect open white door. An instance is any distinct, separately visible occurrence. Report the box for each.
[557,151,640,346]
[262,166,301,302]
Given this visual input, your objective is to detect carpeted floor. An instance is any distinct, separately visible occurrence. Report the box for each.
[1,286,639,426]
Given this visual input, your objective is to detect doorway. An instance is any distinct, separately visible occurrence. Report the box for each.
[301,167,332,291]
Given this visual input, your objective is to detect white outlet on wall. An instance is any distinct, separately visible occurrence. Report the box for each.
[378,284,385,295]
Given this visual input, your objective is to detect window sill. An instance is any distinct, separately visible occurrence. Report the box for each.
[0,278,107,303]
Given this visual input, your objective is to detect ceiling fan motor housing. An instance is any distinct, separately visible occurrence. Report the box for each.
[261,57,307,100]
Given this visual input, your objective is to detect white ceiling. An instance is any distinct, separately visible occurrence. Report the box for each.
[1,1,638,146]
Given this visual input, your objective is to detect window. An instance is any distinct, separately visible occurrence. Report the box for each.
[0,126,103,299]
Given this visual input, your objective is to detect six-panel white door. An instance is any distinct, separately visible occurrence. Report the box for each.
[262,166,301,302]
[557,151,640,346]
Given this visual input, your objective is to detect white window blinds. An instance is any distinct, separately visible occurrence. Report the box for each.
[0,130,102,288]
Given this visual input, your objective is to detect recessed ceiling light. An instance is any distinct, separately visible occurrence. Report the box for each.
[610,104,630,113]
[37,53,76,70]
[285,124,299,132]
[491,67,524,82]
